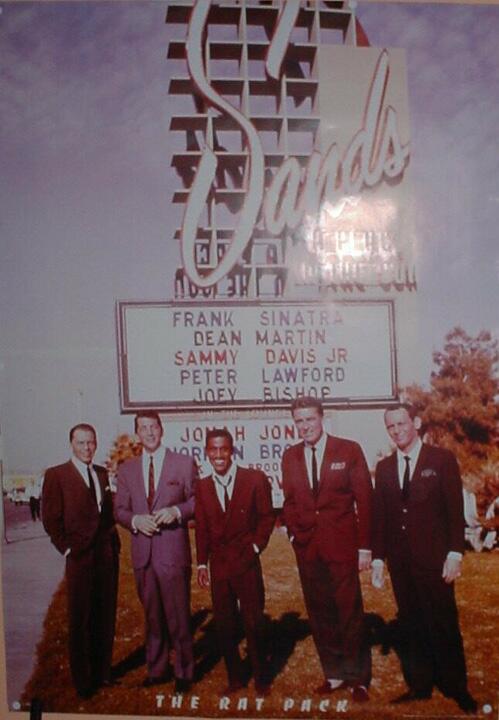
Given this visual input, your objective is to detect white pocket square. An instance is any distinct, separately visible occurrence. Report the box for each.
[330,462,346,471]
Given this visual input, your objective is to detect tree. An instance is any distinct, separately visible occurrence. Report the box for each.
[404,327,499,515]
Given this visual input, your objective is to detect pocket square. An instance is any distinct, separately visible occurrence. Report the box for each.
[330,462,346,470]
[421,468,437,478]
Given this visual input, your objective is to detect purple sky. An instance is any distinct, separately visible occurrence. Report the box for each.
[0,1,498,471]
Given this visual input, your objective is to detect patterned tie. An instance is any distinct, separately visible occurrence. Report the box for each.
[147,455,155,510]
[87,465,98,507]
[402,455,411,503]
[311,445,319,497]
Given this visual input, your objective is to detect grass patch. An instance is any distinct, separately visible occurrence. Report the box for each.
[22,529,499,717]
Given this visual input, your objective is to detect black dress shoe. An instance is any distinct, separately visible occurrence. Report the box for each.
[391,690,432,704]
[174,678,192,694]
[315,680,347,694]
[142,675,169,688]
[453,693,478,714]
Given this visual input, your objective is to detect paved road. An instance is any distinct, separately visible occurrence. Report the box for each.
[1,499,64,709]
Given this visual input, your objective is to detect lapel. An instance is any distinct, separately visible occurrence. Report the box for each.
[225,467,246,526]
[409,444,432,503]
[296,443,314,498]
[207,474,226,518]
[319,435,335,489]
[386,452,401,495]
[150,448,170,511]
[67,460,98,511]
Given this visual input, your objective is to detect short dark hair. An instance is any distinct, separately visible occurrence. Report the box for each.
[205,428,234,450]
[69,423,97,443]
[384,402,419,421]
[134,411,163,434]
[290,396,324,417]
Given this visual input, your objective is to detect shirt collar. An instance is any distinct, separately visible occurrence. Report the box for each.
[71,456,93,475]
[396,437,422,464]
[305,431,327,455]
[213,462,236,487]
[143,444,165,463]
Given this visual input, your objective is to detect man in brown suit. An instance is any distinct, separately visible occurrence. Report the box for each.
[42,423,120,698]
[195,429,274,695]
[282,397,372,702]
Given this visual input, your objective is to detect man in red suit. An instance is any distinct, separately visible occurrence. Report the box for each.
[195,429,275,696]
[281,397,372,702]
[372,403,477,713]
[114,411,196,692]
[42,423,120,698]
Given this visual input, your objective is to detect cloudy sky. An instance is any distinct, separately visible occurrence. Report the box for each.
[0,1,498,471]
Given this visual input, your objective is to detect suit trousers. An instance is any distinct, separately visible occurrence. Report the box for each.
[134,563,194,680]
[296,552,371,686]
[211,562,267,686]
[390,562,468,697]
[65,539,118,694]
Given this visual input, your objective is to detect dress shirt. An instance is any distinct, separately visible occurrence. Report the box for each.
[141,445,166,496]
[396,438,422,490]
[132,445,180,531]
[303,432,327,491]
[212,462,236,510]
[71,456,102,510]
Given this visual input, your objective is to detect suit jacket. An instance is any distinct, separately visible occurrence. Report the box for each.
[114,450,196,570]
[195,466,274,582]
[282,435,372,563]
[372,443,465,570]
[42,461,119,557]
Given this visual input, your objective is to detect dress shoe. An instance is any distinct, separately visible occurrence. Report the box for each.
[174,678,192,694]
[254,682,271,697]
[142,675,169,688]
[315,679,347,694]
[391,690,432,704]
[350,685,369,703]
[453,693,478,714]
[76,686,95,699]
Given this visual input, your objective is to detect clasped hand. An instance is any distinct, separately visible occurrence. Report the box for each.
[134,507,178,536]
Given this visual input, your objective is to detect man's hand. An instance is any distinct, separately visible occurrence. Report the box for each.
[442,555,462,584]
[197,567,210,589]
[371,563,384,589]
[358,549,372,572]
[153,507,179,526]
[134,514,158,537]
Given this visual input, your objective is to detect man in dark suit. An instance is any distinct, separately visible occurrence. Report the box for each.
[372,403,477,713]
[42,423,120,698]
[281,396,372,702]
[114,411,196,692]
[195,429,274,696]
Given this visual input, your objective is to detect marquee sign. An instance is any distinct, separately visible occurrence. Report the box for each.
[168,0,414,299]
[117,300,397,411]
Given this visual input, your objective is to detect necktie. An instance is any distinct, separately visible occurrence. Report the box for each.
[402,455,411,503]
[147,455,155,510]
[311,445,319,497]
[216,476,230,512]
[87,465,98,507]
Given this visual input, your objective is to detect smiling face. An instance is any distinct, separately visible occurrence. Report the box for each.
[71,429,97,465]
[292,406,324,446]
[384,408,421,453]
[206,435,233,477]
[136,417,163,453]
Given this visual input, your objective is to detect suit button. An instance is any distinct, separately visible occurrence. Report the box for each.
[402,508,408,514]
[401,525,406,530]
[315,510,319,515]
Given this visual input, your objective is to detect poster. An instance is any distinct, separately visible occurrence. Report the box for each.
[1,1,498,719]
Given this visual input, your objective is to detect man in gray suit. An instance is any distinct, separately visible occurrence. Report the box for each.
[114,411,196,692]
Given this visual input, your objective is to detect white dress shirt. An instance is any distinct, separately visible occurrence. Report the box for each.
[71,456,102,510]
